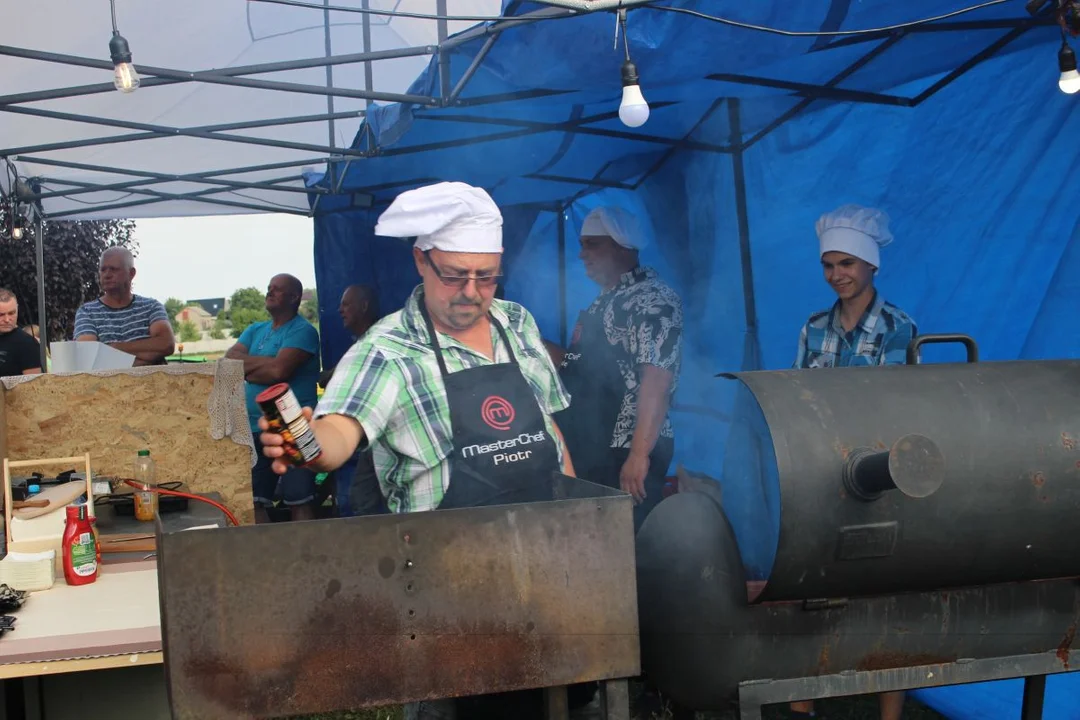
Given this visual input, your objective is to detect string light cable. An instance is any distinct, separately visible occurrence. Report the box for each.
[247,0,1015,36]
[246,0,532,22]
[638,0,1015,37]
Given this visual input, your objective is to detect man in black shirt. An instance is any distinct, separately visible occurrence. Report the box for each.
[0,289,42,377]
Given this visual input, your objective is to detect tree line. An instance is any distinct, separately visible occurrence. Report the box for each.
[0,207,137,341]
[164,287,319,344]
[0,207,319,348]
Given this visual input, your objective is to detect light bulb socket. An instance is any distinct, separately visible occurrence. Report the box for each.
[1060,43,1078,73]
[109,32,133,65]
[621,60,640,88]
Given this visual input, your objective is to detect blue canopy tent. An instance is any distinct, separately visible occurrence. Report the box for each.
[308,2,1080,716]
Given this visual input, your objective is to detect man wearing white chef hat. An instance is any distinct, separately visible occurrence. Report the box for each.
[546,205,683,534]
[257,181,577,718]
[793,203,918,370]
[791,203,914,720]
[261,180,574,507]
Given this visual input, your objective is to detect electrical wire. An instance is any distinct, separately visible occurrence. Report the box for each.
[646,0,1015,37]
[246,0,512,22]
[109,0,119,34]
[618,10,631,61]
[247,0,1017,38]
[37,183,136,206]
[121,479,241,527]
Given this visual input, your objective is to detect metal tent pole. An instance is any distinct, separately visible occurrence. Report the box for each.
[437,1,451,100]
[34,215,47,372]
[323,0,336,149]
[557,207,567,346]
[728,98,760,371]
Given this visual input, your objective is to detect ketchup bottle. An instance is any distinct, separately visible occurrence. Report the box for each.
[62,505,99,586]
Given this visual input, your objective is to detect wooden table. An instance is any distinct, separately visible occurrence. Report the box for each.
[0,561,161,680]
[0,496,228,719]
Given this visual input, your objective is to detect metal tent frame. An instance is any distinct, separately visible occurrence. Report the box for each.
[0,0,1059,385]
[1,3,1057,218]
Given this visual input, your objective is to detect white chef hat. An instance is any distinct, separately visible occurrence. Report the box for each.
[375,181,503,254]
[580,206,648,251]
[816,204,893,270]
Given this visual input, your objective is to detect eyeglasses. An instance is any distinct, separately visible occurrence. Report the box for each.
[424,251,502,290]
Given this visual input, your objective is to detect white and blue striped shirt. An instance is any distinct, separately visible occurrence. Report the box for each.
[73,295,170,343]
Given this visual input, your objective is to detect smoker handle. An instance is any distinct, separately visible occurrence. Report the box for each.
[905,334,979,365]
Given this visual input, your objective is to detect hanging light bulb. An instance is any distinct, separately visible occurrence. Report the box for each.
[109,32,140,93]
[10,226,23,241]
[619,60,650,128]
[1059,43,1080,94]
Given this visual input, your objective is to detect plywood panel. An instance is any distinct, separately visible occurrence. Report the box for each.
[3,369,253,525]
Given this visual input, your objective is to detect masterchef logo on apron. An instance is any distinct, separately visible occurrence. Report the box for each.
[480,395,515,431]
[460,431,547,466]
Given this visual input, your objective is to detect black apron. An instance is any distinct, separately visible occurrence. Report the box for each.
[552,306,626,481]
[419,303,560,510]
[419,304,593,720]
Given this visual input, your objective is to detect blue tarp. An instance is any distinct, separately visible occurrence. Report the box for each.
[310,2,1080,716]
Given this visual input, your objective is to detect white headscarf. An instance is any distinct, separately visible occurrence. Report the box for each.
[580,206,648,251]
[375,181,503,254]
[816,204,893,270]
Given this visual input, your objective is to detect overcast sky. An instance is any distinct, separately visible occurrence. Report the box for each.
[131,214,317,304]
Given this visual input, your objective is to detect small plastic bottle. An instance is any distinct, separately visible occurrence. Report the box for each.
[62,505,98,586]
[133,449,158,522]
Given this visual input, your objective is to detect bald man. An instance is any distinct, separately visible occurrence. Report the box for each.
[74,247,175,365]
[226,274,322,523]
[317,283,380,389]
[340,283,379,340]
[318,283,383,518]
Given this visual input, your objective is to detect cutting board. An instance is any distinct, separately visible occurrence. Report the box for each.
[11,482,87,520]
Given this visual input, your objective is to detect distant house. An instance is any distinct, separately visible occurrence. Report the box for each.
[176,305,215,332]
[188,297,228,317]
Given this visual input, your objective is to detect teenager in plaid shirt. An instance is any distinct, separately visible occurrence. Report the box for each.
[791,203,912,720]
[794,204,917,371]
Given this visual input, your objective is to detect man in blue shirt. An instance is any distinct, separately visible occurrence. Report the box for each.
[794,204,917,370]
[226,274,321,523]
[791,203,911,720]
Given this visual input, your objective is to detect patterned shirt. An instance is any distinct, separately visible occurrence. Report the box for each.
[794,292,917,369]
[577,266,683,449]
[316,286,570,514]
[73,295,170,343]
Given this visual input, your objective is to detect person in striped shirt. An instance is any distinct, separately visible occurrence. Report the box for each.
[73,247,175,366]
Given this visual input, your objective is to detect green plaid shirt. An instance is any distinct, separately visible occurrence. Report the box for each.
[316,285,570,514]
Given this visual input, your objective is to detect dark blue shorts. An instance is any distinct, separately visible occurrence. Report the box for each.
[251,435,318,508]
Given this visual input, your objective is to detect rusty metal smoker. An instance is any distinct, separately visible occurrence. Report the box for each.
[636,336,1080,718]
[157,474,639,720]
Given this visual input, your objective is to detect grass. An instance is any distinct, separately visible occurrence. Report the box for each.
[289,692,947,720]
